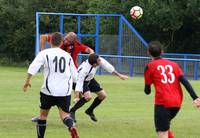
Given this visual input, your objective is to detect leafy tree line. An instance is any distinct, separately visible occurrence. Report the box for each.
[0,0,199,63]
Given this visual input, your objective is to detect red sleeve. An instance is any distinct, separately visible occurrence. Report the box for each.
[47,35,52,43]
[78,42,89,52]
[144,64,153,85]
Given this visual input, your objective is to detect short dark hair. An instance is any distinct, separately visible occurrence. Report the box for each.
[148,41,162,57]
[88,53,99,65]
[51,32,62,46]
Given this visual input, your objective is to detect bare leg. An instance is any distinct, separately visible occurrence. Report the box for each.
[158,131,168,138]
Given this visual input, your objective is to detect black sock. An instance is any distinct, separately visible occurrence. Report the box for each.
[36,120,46,138]
[63,117,74,129]
[87,97,103,112]
[70,97,88,112]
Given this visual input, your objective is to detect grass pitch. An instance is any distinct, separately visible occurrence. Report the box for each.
[0,66,200,138]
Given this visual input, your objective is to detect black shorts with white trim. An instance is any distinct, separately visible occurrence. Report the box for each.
[39,92,71,113]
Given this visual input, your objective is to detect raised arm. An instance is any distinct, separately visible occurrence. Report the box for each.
[40,34,50,50]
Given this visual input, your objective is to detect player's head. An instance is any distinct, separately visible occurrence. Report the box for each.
[64,32,77,45]
[148,41,162,58]
[51,32,62,47]
[88,53,100,67]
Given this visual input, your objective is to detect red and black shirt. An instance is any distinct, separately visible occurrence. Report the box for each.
[144,58,183,108]
[47,35,88,68]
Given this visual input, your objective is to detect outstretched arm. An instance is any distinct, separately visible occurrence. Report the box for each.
[99,57,128,80]
[79,43,94,54]
[85,47,94,54]
[179,76,200,107]
[112,70,129,80]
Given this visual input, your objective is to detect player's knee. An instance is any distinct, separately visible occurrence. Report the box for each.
[84,95,92,101]
[63,117,74,128]
[39,114,48,120]
[84,92,92,101]
[99,94,107,100]
[98,91,107,100]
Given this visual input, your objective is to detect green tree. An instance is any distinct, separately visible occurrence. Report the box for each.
[0,0,200,65]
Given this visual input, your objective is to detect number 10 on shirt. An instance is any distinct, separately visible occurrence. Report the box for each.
[53,56,66,73]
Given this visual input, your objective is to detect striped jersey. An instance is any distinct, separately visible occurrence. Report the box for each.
[28,48,77,96]
[75,57,115,92]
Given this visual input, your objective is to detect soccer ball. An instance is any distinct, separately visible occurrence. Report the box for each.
[130,6,143,19]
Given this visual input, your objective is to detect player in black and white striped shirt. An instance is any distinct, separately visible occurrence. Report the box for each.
[70,53,128,122]
[23,32,79,138]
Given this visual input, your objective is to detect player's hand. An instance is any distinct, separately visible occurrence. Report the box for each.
[23,83,31,92]
[119,74,129,80]
[73,98,80,103]
[73,91,81,103]
[193,98,200,108]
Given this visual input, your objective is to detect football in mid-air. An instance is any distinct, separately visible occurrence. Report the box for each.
[130,6,143,19]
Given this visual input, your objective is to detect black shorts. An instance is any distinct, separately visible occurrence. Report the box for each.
[83,78,103,93]
[154,105,180,131]
[40,92,71,113]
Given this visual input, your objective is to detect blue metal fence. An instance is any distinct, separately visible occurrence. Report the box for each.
[36,12,123,55]
[35,12,148,55]
[35,12,200,80]
[78,54,200,80]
